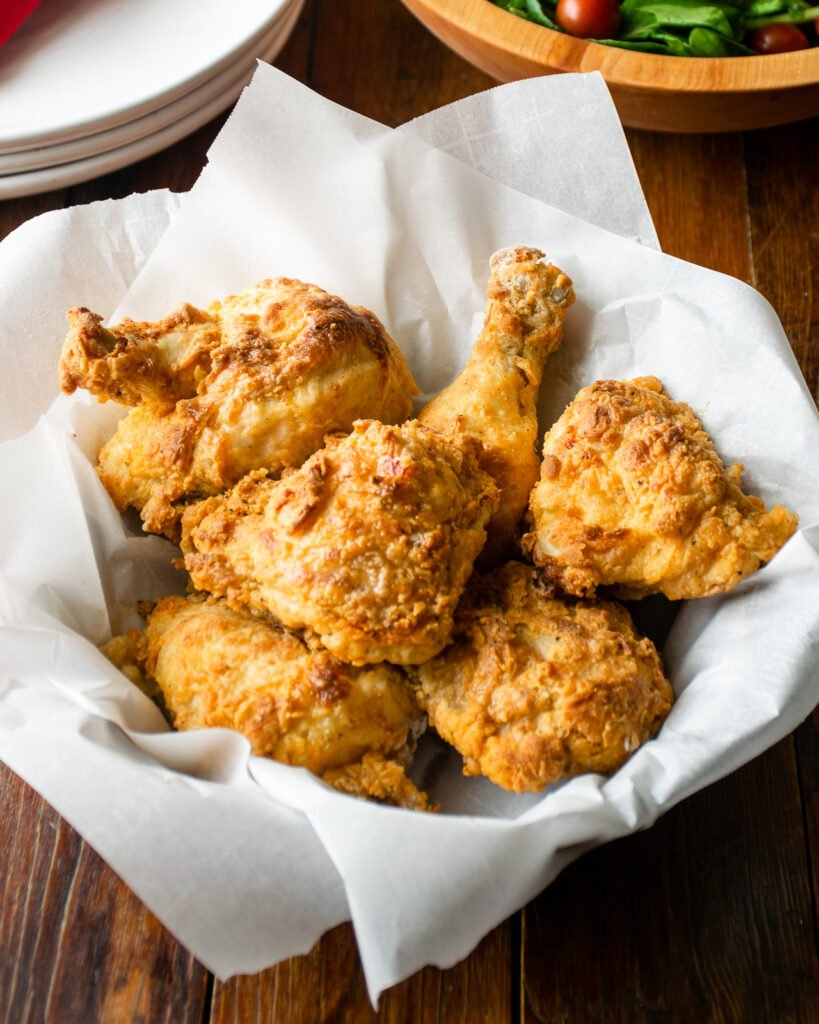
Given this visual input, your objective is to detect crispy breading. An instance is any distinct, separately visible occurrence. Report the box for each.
[419,247,574,564]
[60,279,418,538]
[102,594,429,808]
[523,377,798,599]
[59,303,221,407]
[180,419,499,666]
[411,562,673,793]
[322,753,434,811]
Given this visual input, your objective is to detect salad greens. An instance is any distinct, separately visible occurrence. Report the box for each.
[491,0,819,54]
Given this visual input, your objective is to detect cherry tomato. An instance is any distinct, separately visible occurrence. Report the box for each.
[749,22,809,53]
[556,0,621,39]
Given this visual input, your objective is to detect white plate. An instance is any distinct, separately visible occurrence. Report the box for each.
[0,7,295,176]
[0,0,291,152]
[0,0,304,201]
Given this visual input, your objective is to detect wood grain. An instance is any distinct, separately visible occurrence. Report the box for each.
[744,118,819,952]
[796,709,819,948]
[743,119,819,402]
[400,0,819,132]
[0,191,66,241]
[0,763,209,1024]
[310,0,492,125]
[626,129,752,281]
[212,920,512,1024]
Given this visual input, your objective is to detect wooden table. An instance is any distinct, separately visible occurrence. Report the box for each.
[1,2,817,1021]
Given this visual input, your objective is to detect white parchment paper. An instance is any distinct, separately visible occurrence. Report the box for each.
[1,68,817,1001]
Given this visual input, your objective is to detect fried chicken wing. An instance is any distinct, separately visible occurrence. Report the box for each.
[102,594,430,809]
[180,419,499,666]
[60,303,221,408]
[419,247,574,563]
[523,377,798,599]
[60,279,418,537]
[411,562,673,792]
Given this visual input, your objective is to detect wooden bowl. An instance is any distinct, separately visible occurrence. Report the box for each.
[402,0,819,131]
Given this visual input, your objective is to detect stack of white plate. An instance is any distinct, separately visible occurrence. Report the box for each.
[0,0,304,199]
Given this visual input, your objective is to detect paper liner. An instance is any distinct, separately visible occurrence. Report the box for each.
[1,69,817,1001]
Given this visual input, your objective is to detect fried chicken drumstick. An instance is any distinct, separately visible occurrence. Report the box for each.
[523,377,798,599]
[411,562,673,792]
[419,247,574,563]
[180,419,498,667]
[102,594,430,809]
[60,279,418,537]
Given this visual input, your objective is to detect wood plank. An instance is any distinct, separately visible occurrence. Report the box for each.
[742,117,819,403]
[0,763,209,1024]
[0,192,67,243]
[64,117,227,207]
[211,919,512,1024]
[796,708,819,949]
[522,737,819,1023]
[310,0,493,127]
[625,129,752,282]
[743,114,819,950]
[275,0,316,81]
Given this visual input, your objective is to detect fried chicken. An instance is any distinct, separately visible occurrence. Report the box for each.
[523,377,798,599]
[419,247,574,563]
[180,419,499,666]
[102,594,430,809]
[411,562,673,792]
[60,279,418,537]
[322,754,432,811]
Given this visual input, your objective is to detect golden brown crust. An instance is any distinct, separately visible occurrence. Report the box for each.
[101,594,428,807]
[523,378,798,600]
[99,631,164,703]
[419,247,574,565]
[180,419,500,666]
[411,562,673,793]
[60,304,222,408]
[321,754,434,811]
[60,279,418,537]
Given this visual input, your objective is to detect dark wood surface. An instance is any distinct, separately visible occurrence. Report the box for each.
[1,2,817,1021]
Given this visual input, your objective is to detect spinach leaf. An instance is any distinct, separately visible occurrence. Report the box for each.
[523,0,560,27]
[491,0,560,28]
[596,31,693,51]
[746,1,819,24]
[743,0,790,16]
[619,0,743,41]
[688,25,756,50]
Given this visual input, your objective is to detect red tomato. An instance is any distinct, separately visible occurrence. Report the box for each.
[556,0,621,39]
[749,22,809,53]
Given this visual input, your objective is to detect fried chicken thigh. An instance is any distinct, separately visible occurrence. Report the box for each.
[419,247,574,563]
[524,377,798,599]
[102,594,430,808]
[60,279,418,537]
[411,562,673,792]
[180,419,499,666]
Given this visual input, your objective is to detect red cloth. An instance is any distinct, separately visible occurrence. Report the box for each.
[0,0,41,46]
